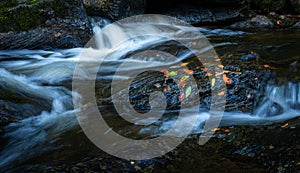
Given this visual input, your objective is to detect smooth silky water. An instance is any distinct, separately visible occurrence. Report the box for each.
[0,21,299,171]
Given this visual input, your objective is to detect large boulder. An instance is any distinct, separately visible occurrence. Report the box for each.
[251,0,286,12]
[0,0,92,49]
[230,15,275,29]
[83,0,146,20]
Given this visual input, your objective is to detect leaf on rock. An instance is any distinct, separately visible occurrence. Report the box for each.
[180,75,189,81]
[170,71,178,77]
[185,86,192,98]
[212,78,216,87]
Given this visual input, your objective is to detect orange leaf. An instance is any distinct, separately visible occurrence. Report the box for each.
[264,64,270,68]
[183,69,194,74]
[164,73,170,78]
[224,129,230,133]
[178,80,187,88]
[163,88,168,92]
[281,123,289,128]
[201,67,208,71]
[218,91,226,96]
[223,74,232,84]
[205,72,212,77]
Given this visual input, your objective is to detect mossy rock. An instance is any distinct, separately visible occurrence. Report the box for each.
[0,0,84,32]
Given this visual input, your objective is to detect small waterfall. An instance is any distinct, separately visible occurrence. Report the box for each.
[254,83,300,117]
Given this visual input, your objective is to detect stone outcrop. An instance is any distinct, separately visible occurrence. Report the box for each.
[83,0,146,19]
[0,0,92,49]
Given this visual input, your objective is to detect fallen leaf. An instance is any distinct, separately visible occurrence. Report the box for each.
[223,74,232,84]
[218,64,224,68]
[281,123,289,128]
[180,75,189,81]
[224,129,230,133]
[211,128,221,132]
[276,20,282,25]
[163,88,168,92]
[269,145,274,150]
[164,73,170,78]
[179,92,185,102]
[201,67,208,71]
[183,69,194,74]
[185,86,192,97]
[205,72,212,77]
[215,58,221,62]
[178,80,187,88]
[181,63,189,67]
[264,64,270,68]
[211,78,216,87]
[218,91,226,96]
[170,71,178,77]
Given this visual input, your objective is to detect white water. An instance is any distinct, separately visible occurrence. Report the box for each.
[0,21,298,171]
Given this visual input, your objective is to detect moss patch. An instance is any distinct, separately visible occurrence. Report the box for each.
[0,0,70,32]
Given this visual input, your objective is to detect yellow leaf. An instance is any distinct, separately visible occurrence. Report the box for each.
[180,75,189,81]
[212,78,216,87]
[181,63,189,67]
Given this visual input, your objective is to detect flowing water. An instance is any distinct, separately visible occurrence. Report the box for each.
[0,21,299,171]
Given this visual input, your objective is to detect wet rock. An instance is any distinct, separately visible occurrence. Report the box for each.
[293,21,300,28]
[240,53,260,61]
[230,15,274,29]
[0,0,92,49]
[83,0,147,20]
[164,7,244,25]
[251,0,286,12]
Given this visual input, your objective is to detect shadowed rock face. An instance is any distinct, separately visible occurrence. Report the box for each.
[83,0,146,19]
[83,0,248,24]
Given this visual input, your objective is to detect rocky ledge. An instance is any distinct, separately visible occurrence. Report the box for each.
[0,0,92,49]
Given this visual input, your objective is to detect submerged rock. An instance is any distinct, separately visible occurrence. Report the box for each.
[230,15,275,29]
